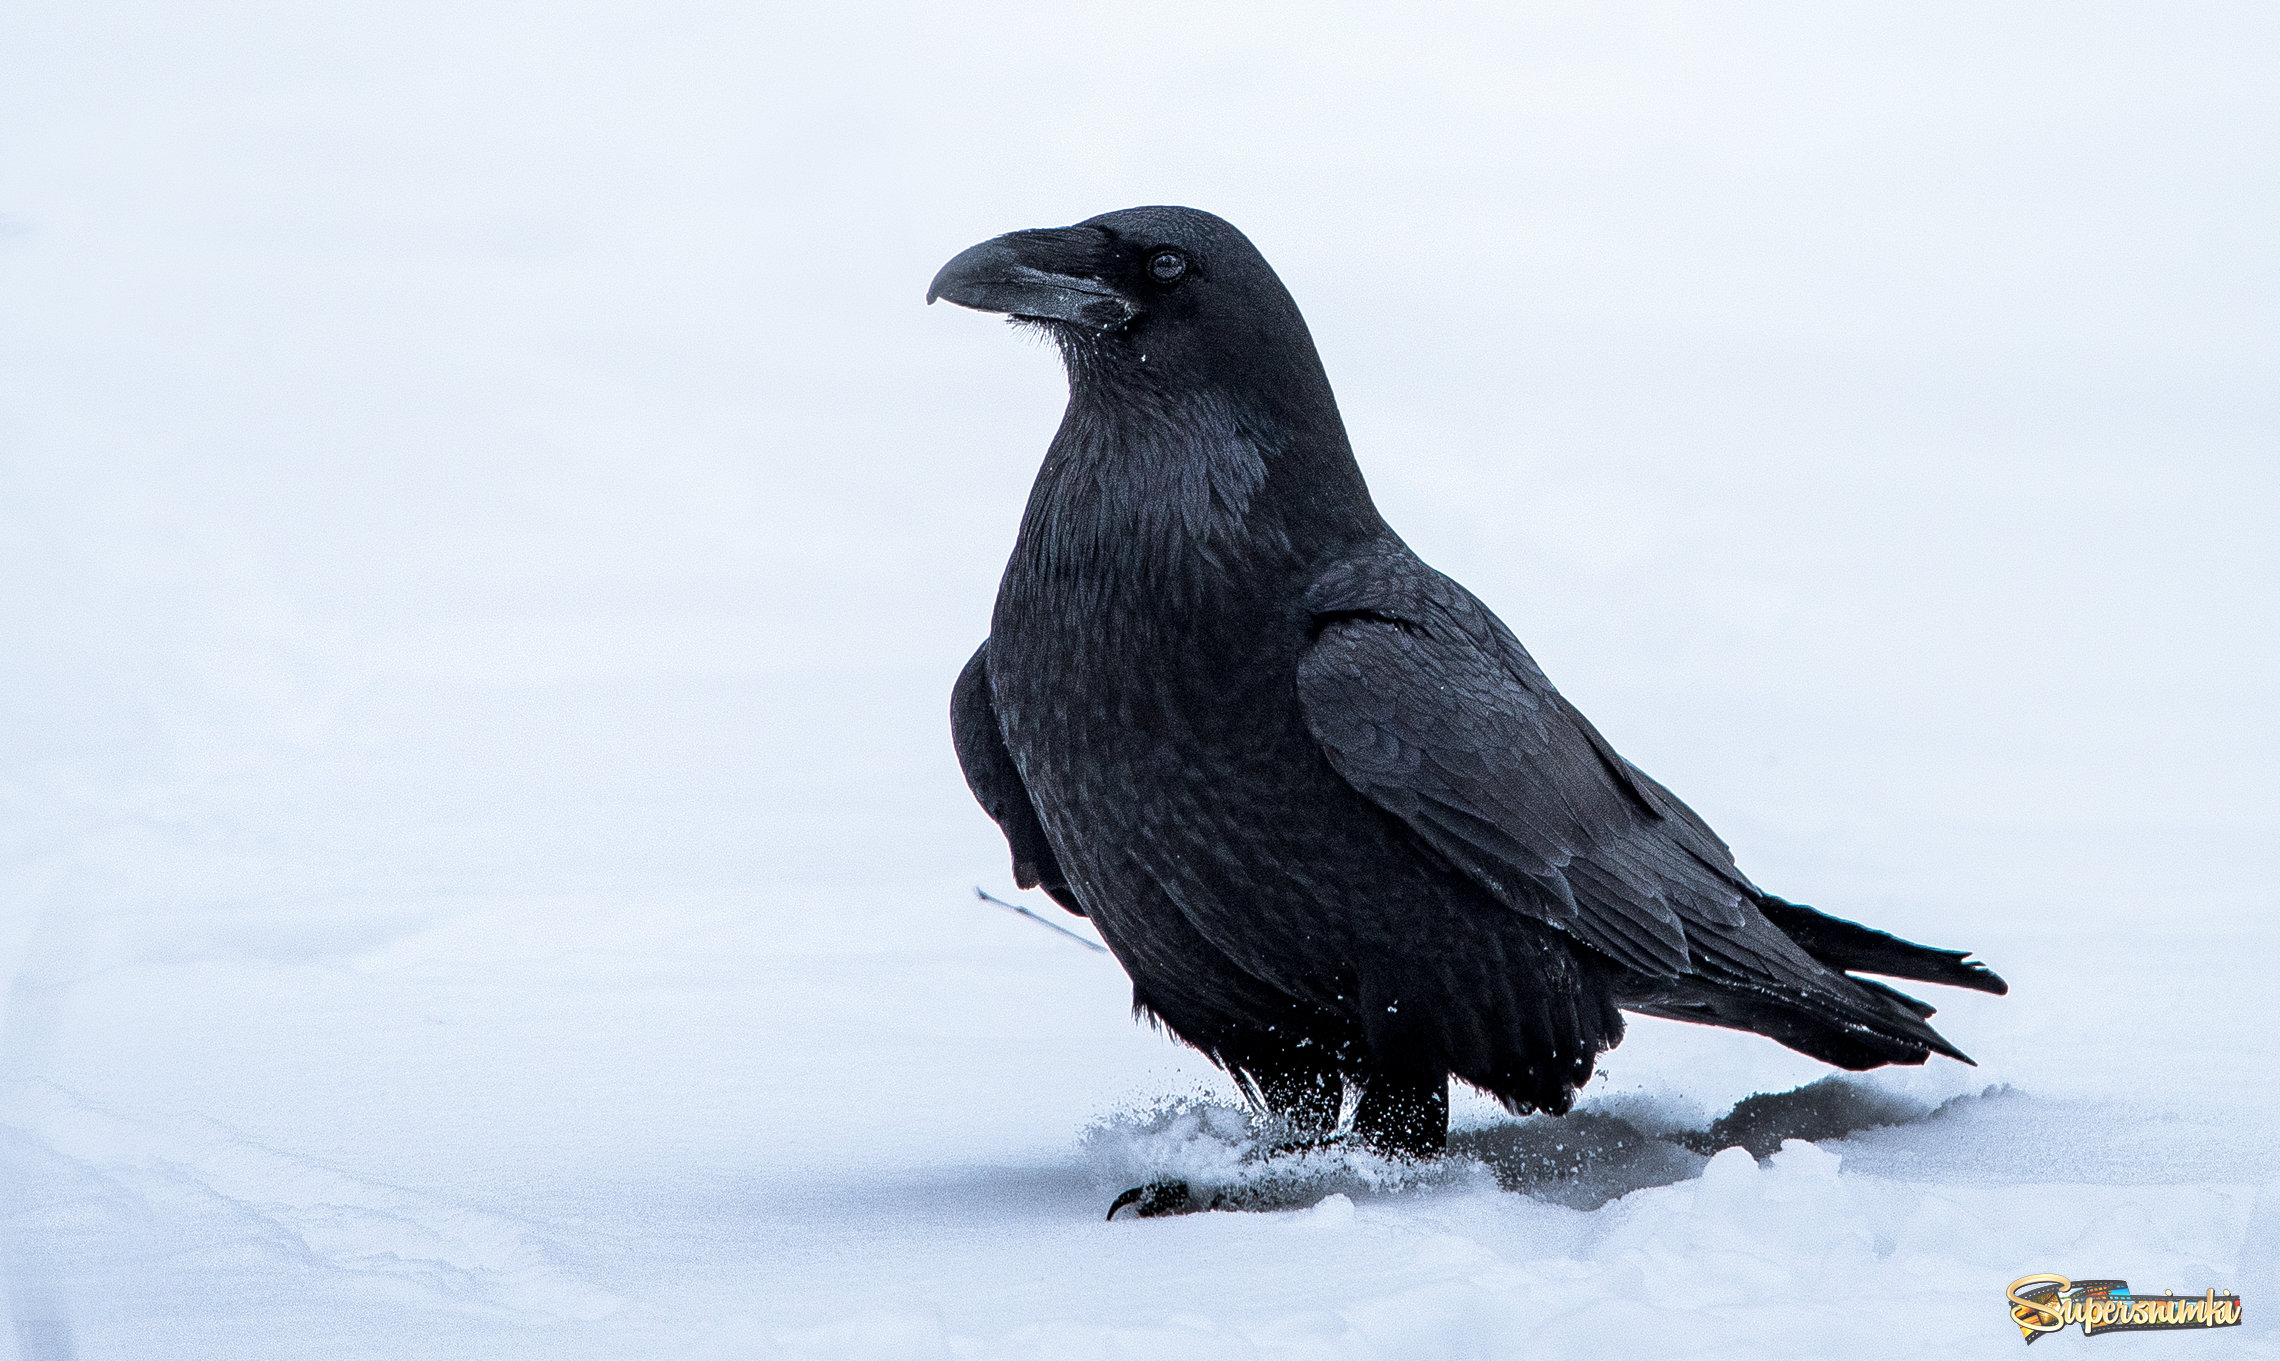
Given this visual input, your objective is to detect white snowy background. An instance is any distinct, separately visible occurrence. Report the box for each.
[3,2,2276,1357]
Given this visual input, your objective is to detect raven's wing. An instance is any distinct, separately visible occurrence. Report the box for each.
[1295,543,1968,1059]
[952,640,1084,916]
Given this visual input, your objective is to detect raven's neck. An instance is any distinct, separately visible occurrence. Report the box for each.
[1003,370,1382,629]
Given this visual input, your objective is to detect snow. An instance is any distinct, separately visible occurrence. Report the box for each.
[3,1,2277,1357]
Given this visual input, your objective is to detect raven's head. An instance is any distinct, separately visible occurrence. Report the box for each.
[928,206,1330,414]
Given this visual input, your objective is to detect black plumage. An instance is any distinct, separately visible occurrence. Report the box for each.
[930,206,2005,1159]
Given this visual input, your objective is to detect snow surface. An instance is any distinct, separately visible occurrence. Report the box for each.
[3,2,2277,1357]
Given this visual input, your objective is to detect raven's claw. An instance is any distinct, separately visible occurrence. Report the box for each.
[1106,1179,1206,1220]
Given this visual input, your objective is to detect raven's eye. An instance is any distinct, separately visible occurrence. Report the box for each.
[1147,250,1187,284]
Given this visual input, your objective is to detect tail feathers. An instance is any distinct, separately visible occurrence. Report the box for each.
[1852,979,1973,1065]
[1617,896,2000,1071]
[1756,895,2008,997]
[1627,974,1972,1071]
[1850,974,1937,1020]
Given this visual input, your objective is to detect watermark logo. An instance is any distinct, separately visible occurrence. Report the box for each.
[2008,1276,2242,1343]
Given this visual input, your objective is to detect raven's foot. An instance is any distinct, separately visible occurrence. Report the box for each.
[1352,1071,1450,1160]
[1106,1179,1220,1220]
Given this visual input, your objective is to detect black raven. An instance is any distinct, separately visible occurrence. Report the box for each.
[930,206,2005,1177]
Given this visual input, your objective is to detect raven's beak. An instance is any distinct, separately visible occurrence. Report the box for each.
[926,226,1134,329]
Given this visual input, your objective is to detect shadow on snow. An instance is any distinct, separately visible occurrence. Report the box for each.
[1083,1076,2003,1214]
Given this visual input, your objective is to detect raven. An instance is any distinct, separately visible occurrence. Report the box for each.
[930,206,2005,1181]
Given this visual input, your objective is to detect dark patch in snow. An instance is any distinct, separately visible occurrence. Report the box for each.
[1678,1076,1934,1159]
[1085,1077,1995,1214]
[1451,1110,1708,1209]
[1461,1077,1960,1208]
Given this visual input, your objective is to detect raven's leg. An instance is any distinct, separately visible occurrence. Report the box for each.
[1108,1042,1346,1219]
[1109,1050,1349,1221]
[1351,1067,1448,1159]
[1240,1057,1344,1143]
[1107,928,1372,1218]
[1131,955,1361,1144]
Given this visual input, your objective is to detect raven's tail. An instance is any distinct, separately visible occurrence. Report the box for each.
[1620,895,2006,1072]
[1754,895,2008,997]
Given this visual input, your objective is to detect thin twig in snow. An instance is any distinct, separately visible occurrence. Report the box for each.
[973,887,1111,953]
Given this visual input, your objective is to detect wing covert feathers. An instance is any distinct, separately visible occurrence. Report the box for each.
[1298,542,1990,1067]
